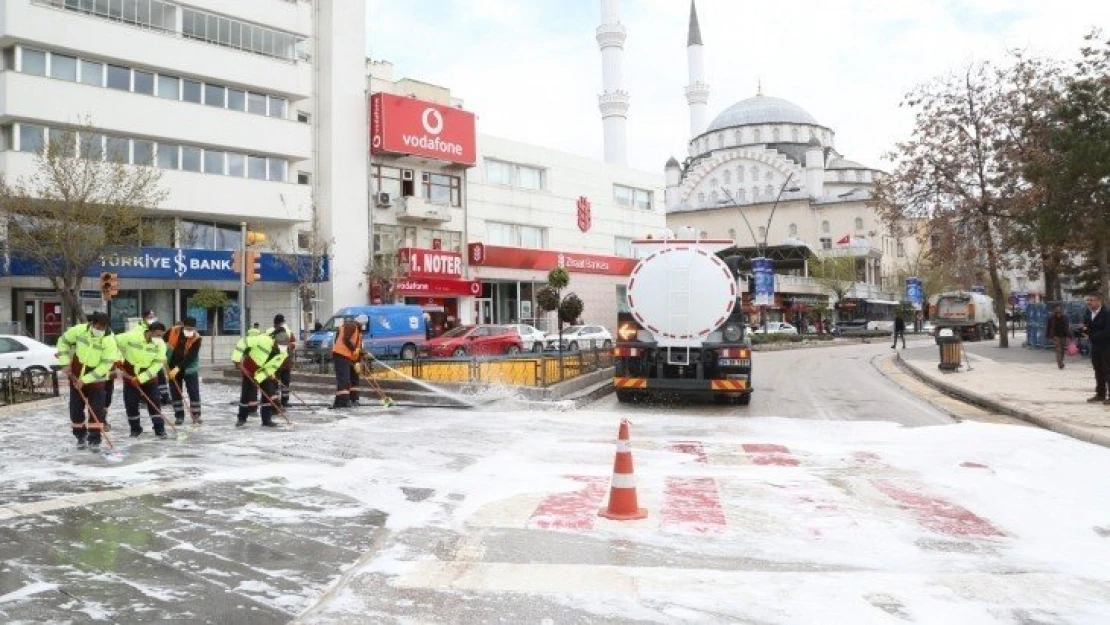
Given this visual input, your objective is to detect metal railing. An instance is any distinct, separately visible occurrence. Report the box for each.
[292,345,614,388]
[0,366,61,406]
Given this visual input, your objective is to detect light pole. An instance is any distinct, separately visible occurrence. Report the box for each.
[721,173,802,332]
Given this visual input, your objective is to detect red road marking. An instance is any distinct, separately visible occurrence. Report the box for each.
[743,443,800,466]
[528,476,609,531]
[662,477,726,534]
[872,480,1004,538]
[851,451,888,468]
[668,441,708,463]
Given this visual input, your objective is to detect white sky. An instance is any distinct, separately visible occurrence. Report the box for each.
[366,0,1110,174]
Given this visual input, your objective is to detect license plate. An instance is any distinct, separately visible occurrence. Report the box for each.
[718,358,751,367]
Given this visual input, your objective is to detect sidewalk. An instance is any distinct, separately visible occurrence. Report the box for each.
[898,341,1110,448]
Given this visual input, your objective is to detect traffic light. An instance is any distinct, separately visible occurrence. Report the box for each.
[245,231,267,246]
[244,251,262,285]
[230,251,242,274]
[99,272,119,301]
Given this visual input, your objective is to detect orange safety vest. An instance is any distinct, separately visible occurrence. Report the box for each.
[332,323,363,361]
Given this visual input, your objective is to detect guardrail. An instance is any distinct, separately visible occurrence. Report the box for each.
[0,366,61,406]
[293,345,614,388]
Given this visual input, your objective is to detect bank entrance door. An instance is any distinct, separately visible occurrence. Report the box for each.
[18,293,64,345]
[474,299,493,325]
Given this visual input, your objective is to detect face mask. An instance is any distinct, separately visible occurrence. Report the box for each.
[184,329,196,338]
[90,327,105,338]
[145,317,157,325]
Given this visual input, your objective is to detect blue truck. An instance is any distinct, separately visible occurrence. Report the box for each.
[304,305,427,361]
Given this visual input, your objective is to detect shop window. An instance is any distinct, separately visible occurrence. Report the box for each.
[182,289,239,337]
[108,290,140,333]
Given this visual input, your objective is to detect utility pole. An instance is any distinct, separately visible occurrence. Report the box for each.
[239,221,247,338]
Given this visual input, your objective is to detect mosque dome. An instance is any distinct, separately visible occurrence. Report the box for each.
[707,95,819,132]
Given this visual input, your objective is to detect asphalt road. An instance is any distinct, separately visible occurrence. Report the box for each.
[591,338,955,426]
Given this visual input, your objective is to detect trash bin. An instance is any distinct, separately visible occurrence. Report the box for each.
[937,334,963,371]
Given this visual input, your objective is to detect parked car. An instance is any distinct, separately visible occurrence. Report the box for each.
[424,325,523,357]
[305,305,426,361]
[506,324,547,353]
[0,334,59,382]
[546,325,613,351]
[751,321,799,335]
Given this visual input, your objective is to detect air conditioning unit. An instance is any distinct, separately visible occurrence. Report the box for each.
[401,169,415,181]
[376,192,392,207]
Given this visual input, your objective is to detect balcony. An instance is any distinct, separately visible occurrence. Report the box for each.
[396,197,453,224]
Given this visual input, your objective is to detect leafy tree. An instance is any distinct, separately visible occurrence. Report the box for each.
[535,267,583,351]
[808,254,857,315]
[0,125,166,322]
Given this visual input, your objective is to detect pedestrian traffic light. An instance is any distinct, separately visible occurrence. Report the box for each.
[245,231,267,246]
[230,251,242,274]
[244,251,262,284]
[99,272,119,301]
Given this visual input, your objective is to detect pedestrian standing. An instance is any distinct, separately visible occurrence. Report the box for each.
[891,314,907,349]
[1045,305,1071,370]
[116,322,169,438]
[165,317,203,425]
[1080,293,1110,404]
[56,312,119,451]
[331,317,363,409]
[267,314,295,408]
[231,330,286,427]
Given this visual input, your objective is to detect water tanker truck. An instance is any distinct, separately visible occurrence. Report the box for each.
[929,291,998,341]
[613,232,752,404]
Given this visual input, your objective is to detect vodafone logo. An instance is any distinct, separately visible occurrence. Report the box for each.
[422,108,444,135]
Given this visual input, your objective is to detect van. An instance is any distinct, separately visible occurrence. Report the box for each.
[304,305,426,361]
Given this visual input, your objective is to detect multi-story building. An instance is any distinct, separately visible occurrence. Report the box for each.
[0,0,367,351]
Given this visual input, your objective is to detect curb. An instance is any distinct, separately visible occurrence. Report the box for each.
[895,353,1110,449]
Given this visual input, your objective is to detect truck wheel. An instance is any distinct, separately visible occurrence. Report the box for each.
[737,393,752,406]
[400,344,417,361]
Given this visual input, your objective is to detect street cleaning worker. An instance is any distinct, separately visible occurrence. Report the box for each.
[231,330,286,427]
[116,321,169,438]
[56,312,119,452]
[165,316,203,425]
[267,314,296,408]
[331,316,364,408]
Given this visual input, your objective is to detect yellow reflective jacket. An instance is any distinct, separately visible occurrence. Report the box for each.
[116,330,168,384]
[56,324,121,384]
[231,333,286,382]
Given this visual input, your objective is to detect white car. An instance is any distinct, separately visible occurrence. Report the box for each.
[506,324,548,353]
[547,325,613,351]
[0,334,60,381]
[752,321,799,335]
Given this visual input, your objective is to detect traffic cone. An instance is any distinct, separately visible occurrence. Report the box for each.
[599,419,648,520]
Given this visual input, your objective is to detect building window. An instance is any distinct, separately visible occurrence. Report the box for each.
[854,217,864,230]
[822,220,830,233]
[247,156,267,180]
[50,53,77,81]
[133,69,154,95]
[268,97,287,119]
[615,236,634,258]
[753,128,762,143]
[722,170,731,184]
[106,64,130,91]
[789,223,798,237]
[204,83,226,108]
[487,222,546,249]
[81,132,104,160]
[765,184,773,197]
[132,139,154,166]
[772,127,781,142]
[106,136,129,163]
[227,153,245,177]
[182,79,202,103]
[484,158,545,190]
[20,47,47,75]
[228,88,246,112]
[181,7,302,61]
[203,149,225,175]
[758,226,766,240]
[697,192,705,207]
[820,237,832,250]
[614,184,653,210]
[897,240,906,257]
[48,128,75,157]
[267,157,287,182]
[157,143,178,170]
[179,220,240,251]
[737,189,747,202]
[792,127,800,142]
[373,165,404,199]
[181,146,201,172]
[247,92,267,115]
[79,59,103,86]
[734,130,742,145]
[297,171,310,185]
[157,74,179,99]
[422,173,461,206]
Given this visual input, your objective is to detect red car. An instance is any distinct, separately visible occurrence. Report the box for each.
[423,325,524,357]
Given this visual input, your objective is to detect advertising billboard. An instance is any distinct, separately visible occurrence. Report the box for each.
[752,257,775,307]
[906,277,924,311]
[370,92,477,166]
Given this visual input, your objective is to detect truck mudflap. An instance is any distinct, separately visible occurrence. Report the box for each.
[614,377,750,393]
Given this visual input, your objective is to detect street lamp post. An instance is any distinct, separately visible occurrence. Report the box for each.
[721,173,802,332]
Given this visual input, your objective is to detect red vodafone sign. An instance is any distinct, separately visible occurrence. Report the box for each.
[394,278,482,297]
[398,248,463,279]
[370,92,477,167]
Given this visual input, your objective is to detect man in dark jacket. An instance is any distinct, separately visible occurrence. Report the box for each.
[1045,305,1071,369]
[1080,293,1110,404]
[891,314,907,349]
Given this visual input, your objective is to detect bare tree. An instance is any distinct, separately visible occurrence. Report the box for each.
[268,209,331,331]
[808,253,857,311]
[0,126,167,322]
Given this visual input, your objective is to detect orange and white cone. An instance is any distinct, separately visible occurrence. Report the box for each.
[599,419,648,520]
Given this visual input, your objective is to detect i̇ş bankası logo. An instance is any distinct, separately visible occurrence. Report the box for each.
[399,106,465,158]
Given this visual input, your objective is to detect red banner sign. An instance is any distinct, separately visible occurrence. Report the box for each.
[398,248,463,279]
[370,92,477,167]
[467,243,638,276]
[394,278,482,297]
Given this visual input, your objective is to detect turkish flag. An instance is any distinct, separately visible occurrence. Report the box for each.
[836,234,851,245]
